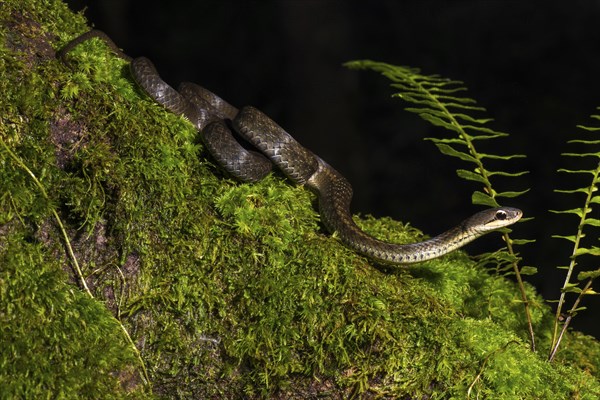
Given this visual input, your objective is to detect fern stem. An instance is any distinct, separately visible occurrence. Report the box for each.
[549,163,600,361]
[549,239,580,359]
[505,235,536,351]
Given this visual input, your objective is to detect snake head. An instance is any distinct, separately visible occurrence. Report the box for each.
[472,207,523,233]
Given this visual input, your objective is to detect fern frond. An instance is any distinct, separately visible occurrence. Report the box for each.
[346,60,536,351]
[346,60,528,210]
[548,107,600,361]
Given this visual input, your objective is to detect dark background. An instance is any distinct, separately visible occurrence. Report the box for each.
[63,1,600,340]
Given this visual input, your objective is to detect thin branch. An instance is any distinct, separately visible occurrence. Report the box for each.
[548,279,594,362]
[0,135,151,386]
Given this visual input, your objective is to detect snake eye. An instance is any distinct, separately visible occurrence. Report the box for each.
[496,210,508,220]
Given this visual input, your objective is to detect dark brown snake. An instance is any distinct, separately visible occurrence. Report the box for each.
[58,30,522,264]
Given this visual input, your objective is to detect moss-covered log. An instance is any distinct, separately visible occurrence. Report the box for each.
[1,1,599,398]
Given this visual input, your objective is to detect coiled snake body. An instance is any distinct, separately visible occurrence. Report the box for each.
[59,31,522,264]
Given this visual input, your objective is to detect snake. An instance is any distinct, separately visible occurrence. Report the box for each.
[58,30,523,264]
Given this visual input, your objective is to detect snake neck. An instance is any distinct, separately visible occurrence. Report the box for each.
[306,158,483,264]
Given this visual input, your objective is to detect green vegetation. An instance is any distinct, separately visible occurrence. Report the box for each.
[347,61,600,365]
[1,1,599,398]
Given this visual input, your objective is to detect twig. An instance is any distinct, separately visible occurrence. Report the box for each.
[548,279,593,362]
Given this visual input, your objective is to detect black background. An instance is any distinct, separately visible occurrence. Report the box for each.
[63,1,600,340]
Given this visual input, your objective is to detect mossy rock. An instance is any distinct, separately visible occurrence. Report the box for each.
[1,1,599,398]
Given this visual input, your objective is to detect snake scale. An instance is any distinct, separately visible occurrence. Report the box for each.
[58,30,522,264]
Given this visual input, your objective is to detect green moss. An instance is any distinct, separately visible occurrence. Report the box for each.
[1,0,599,398]
[0,233,145,398]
